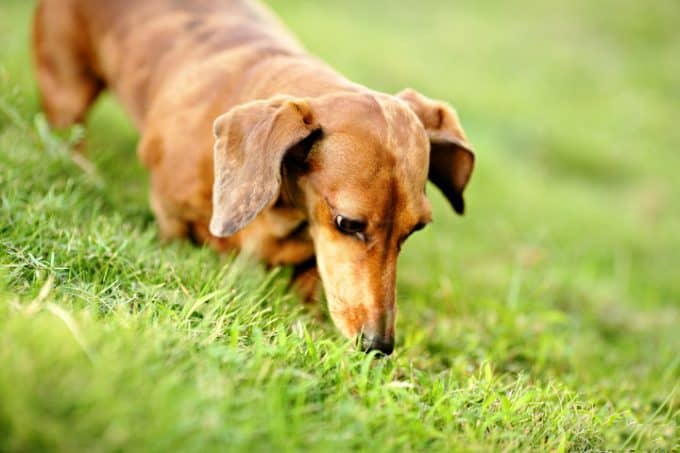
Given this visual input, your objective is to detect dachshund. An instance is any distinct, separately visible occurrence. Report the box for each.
[33,0,474,354]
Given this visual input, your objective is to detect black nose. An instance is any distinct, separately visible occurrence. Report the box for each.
[360,336,394,356]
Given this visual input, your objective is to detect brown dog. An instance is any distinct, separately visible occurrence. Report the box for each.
[33,0,474,355]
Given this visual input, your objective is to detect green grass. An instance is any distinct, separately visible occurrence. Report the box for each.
[1,0,678,450]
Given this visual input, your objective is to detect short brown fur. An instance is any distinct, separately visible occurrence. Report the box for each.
[33,0,474,354]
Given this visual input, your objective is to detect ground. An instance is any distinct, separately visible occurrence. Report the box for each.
[0,0,678,451]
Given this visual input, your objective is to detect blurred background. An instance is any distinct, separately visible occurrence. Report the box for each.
[1,0,678,450]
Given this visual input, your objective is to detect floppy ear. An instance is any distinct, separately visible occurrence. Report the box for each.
[210,96,320,237]
[397,89,475,214]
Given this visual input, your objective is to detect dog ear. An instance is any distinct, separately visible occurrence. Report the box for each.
[397,89,475,215]
[210,96,320,237]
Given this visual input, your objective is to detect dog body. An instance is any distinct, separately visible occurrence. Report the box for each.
[33,0,474,354]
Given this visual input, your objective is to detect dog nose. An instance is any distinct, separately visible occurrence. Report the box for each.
[360,335,394,356]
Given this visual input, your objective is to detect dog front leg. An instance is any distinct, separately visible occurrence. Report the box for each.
[291,259,320,303]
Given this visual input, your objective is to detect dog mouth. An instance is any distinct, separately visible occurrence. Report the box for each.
[326,302,395,356]
[357,332,394,356]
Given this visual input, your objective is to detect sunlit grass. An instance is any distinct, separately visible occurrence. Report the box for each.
[1,0,678,450]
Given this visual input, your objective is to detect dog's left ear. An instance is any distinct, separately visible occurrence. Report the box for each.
[397,89,475,214]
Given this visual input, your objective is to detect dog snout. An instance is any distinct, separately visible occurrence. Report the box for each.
[359,334,395,356]
[357,307,396,355]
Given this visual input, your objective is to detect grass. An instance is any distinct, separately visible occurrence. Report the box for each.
[1,0,678,450]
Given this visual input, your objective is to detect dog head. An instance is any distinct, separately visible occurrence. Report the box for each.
[210,90,474,354]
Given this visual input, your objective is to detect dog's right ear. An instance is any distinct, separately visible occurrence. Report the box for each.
[397,89,475,215]
[210,96,320,237]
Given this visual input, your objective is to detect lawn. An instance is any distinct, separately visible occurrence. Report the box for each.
[1,0,678,451]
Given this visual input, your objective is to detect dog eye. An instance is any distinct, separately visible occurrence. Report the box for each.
[405,223,426,239]
[335,215,367,240]
[399,222,428,249]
